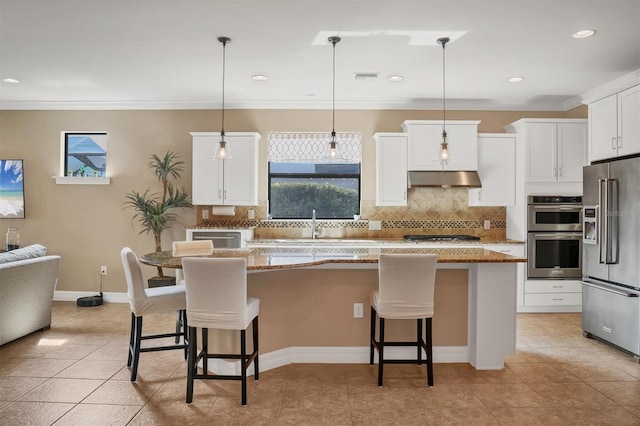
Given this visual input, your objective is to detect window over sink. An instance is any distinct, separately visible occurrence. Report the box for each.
[267,132,361,219]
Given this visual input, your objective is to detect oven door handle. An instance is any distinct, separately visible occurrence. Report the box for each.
[581,280,638,297]
[530,205,582,211]
[529,232,582,240]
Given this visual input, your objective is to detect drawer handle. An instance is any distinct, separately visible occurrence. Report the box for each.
[552,298,565,301]
[552,285,564,288]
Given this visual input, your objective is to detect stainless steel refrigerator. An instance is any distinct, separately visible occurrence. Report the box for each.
[582,156,640,358]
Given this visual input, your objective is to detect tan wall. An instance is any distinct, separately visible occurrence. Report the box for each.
[0,107,586,293]
[248,268,469,351]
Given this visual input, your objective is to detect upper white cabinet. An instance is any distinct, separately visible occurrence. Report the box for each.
[505,119,587,183]
[468,134,516,206]
[589,85,640,162]
[400,120,480,171]
[191,132,260,206]
[374,133,407,206]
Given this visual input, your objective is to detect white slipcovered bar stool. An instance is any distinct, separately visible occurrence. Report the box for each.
[171,240,214,342]
[182,257,259,406]
[370,253,438,386]
[120,247,188,381]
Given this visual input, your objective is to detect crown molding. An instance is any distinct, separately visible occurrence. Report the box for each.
[579,69,640,105]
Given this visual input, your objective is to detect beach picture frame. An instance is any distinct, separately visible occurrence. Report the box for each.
[0,159,25,219]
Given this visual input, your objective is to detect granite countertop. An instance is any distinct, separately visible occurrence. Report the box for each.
[246,238,524,246]
[140,246,527,271]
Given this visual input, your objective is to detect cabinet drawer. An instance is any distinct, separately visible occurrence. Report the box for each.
[485,245,525,257]
[525,293,582,306]
[525,280,582,293]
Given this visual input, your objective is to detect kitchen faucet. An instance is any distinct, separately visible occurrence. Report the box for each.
[311,209,320,239]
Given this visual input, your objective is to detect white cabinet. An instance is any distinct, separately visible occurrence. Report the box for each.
[191,132,260,206]
[506,119,587,183]
[468,134,516,206]
[400,120,480,171]
[523,280,582,311]
[374,133,407,206]
[589,85,640,162]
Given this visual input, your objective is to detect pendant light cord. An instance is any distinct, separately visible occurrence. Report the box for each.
[329,36,341,138]
[437,37,449,135]
[221,39,226,136]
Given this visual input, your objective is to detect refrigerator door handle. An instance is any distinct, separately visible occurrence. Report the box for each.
[599,178,607,264]
[607,178,619,264]
[581,280,638,297]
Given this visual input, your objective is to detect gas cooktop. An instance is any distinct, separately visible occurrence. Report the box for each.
[403,235,481,242]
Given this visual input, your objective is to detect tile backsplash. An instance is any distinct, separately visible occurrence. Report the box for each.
[196,188,506,240]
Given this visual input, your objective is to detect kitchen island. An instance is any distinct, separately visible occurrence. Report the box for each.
[141,246,526,371]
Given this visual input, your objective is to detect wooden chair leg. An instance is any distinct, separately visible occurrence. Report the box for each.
[182,310,188,359]
[130,315,143,381]
[369,306,376,365]
[378,317,385,387]
[426,317,433,386]
[175,310,181,343]
[253,316,259,380]
[202,328,208,375]
[186,326,197,403]
[241,329,247,406]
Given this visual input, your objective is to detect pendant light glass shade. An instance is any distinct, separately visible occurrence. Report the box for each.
[325,36,342,161]
[214,36,233,160]
[437,37,450,165]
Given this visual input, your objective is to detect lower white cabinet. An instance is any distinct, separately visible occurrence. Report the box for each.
[522,279,582,312]
[468,134,516,206]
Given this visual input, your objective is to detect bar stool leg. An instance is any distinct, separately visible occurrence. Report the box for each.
[127,313,135,366]
[426,317,434,386]
[186,326,197,403]
[417,318,423,365]
[130,316,143,381]
[241,329,247,406]
[253,317,259,380]
[369,306,376,365]
[202,328,208,375]
[378,317,385,387]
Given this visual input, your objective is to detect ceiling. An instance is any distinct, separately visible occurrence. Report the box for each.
[1,0,639,111]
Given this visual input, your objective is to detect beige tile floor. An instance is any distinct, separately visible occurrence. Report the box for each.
[2,302,640,425]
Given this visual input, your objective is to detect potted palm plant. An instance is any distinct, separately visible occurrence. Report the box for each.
[124,151,193,287]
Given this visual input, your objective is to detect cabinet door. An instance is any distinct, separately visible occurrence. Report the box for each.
[557,122,587,183]
[222,134,258,206]
[617,85,640,157]
[526,122,557,182]
[589,94,618,162]
[406,124,442,170]
[406,123,478,171]
[192,135,223,205]
[375,133,407,206]
[469,135,515,206]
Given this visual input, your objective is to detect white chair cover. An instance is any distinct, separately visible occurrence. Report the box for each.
[182,257,259,330]
[371,253,437,319]
[120,247,186,316]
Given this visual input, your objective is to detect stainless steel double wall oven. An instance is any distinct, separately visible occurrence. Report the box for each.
[527,195,583,279]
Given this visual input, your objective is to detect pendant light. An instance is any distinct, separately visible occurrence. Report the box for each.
[328,36,341,160]
[437,37,450,165]
[214,36,232,159]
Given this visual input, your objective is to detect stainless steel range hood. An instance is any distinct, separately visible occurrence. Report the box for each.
[408,170,482,189]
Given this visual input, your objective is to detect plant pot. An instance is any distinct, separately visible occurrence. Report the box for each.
[148,276,176,288]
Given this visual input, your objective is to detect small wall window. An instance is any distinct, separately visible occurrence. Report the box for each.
[62,132,107,177]
[267,132,361,219]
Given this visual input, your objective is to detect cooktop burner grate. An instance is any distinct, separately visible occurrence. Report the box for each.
[403,235,481,242]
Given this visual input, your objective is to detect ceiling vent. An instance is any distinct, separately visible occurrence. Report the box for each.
[353,72,379,81]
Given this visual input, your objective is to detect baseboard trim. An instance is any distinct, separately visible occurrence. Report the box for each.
[517,305,582,313]
[54,291,129,303]
[203,345,469,375]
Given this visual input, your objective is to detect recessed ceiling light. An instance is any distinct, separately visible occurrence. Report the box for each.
[251,74,268,81]
[387,75,404,82]
[2,78,19,84]
[572,29,596,39]
[508,77,525,83]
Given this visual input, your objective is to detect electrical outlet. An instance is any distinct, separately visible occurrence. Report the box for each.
[100,265,107,276]
[484,220,491,230]
[202,209,209,219]
[368,220,382,231]
[248,209,255,219]
[353,303,364,318]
